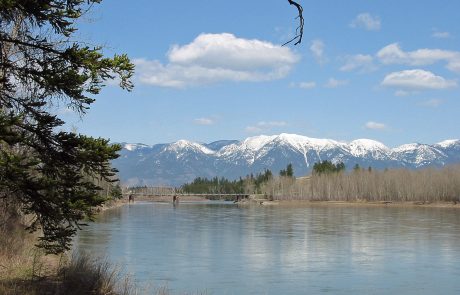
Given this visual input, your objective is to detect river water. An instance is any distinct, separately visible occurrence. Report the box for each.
[75,201,460,294]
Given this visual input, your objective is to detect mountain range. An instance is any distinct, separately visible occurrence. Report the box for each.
[112,134,460,187]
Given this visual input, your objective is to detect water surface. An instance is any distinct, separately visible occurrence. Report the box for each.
[75,202,460,294]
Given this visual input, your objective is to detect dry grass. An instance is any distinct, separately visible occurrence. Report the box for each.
[261,165,460,203]
[56,253,138,295]
[0,199,207,295]
[0,253,138,295]
[0,199,139,295]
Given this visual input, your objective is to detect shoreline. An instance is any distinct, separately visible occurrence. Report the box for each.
[243,199,460,208]
[94,197,128,213]
[115,195,460,209]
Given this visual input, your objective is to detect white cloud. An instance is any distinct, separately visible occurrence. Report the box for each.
[245,126,262,133]
[377,43,460,73]
[299,81,316,89]
[394,90,417,97]
[340,54,377,72]
[291,81,316,89]
[418,99,444,107]
[310,39,327,64]
[350,13,381,31]
[257,121,287,128]
[246,121,288,133]
[135,33,300,88]
[365,121,386,130]
[432,31,451,39]
[382,69,457,90]
[194,118,214,125]
[325,78,349,88]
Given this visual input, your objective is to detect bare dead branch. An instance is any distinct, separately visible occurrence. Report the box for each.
[283,0,304,46]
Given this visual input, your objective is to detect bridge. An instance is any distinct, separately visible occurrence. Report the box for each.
[122,186,252,201]
[125,193,250,201]
[121,187,249,201]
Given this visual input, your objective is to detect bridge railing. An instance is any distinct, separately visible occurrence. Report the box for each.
[123,193,250,201]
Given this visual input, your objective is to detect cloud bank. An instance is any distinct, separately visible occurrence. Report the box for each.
[377,43,460,73]
[246,121,288,133]
[365,121,386,130]
[310,39,327,64]
[135,33,300,88]
[340,54,377,72]
[382,69,457,90]
[194,118,215,125]
[350,13,381,31]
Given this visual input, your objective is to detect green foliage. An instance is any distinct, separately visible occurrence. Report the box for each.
[110,184,123,199]
[279,163,294,178]
[0,1,133,253]
[312,160,346,175]
[181,177,245,194]
[353,164,361,172]
[182,169,274,194]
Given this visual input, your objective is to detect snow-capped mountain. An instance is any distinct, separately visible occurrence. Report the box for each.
[113,134,460,186]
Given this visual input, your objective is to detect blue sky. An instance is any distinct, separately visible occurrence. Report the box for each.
[63,0,460,147]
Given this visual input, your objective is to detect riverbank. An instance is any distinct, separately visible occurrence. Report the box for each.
[124,194,460,209]
[94,197,128,212]
[0,198,141,295]
[239,198,460,208]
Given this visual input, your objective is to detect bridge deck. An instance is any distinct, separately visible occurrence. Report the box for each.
[124,193,250,200]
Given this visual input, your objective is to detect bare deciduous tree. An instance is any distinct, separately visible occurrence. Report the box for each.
[261,166,460,203]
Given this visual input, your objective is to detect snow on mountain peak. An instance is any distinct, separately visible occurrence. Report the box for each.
[241,135,277,151]
[216,135,276,163]
[122,134,458,167]
[349,139,389,154]
[168,140,215,155]
[274,133,344,152]
[350,139,388,149]
[392,143,421,153]
[116,134,460,186]
[124,143,151,151]
[392,143,446,165]
[348,139,390,160]
[436,139,459,148]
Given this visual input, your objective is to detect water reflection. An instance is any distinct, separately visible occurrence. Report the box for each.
[75,203,460,294]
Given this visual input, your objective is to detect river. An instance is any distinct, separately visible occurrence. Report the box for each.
[75,201,460,294]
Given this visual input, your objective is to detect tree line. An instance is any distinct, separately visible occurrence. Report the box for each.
[181,160,460,203]
[260,164,460,203]
[181,166,293,194]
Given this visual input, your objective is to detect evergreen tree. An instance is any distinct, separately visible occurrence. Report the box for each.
[280,164,294,178]
[353,164,361,172]
[286,163,294,177]
[313,160,346,175]
[279,168,286,177]
[0,1,134,253]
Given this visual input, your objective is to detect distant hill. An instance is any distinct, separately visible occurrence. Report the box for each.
[113,134,460,186]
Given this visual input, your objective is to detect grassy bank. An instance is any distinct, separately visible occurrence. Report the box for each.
[0,199,180,295]
[0,199,134,295]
